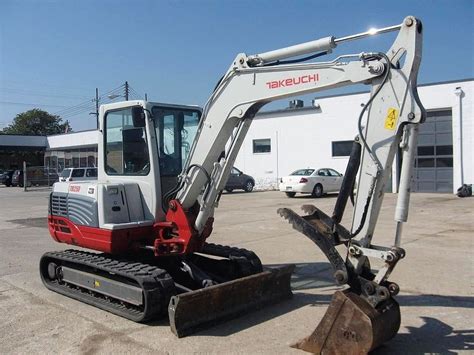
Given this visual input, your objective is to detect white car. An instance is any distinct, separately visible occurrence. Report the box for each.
[279,168,343,198]
[59,167,98,182]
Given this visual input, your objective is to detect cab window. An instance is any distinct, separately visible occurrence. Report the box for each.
[104,107,150,175]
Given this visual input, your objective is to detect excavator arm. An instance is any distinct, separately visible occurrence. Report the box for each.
[171,16,423,250]
[165,16,424,352]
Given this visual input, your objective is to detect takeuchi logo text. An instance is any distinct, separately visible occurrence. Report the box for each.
[266,73,319,89]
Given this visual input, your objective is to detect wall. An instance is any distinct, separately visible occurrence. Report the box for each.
[234,79,473,193]
[47,130,99,150]
[414,80,472,193]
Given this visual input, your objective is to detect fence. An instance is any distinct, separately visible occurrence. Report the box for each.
[21,162,59,191]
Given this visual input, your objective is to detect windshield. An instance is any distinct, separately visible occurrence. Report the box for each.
[290,169,315,176]
[60,169,71,178]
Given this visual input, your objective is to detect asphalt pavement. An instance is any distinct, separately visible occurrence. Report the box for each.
[0,186,472,354]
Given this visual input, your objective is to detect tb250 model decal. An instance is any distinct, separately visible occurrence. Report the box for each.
[69,185,81,193]
[266,73,319,89]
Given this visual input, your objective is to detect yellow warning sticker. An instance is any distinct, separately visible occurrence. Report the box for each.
[94,280,100,288]
[384,108,399,130]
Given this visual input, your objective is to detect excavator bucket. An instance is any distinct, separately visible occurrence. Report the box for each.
[168,265,294,337]
[292,290,400,354]
[278,205,401,353]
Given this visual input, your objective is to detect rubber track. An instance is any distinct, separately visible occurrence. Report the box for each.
[201,242,263,275]
[39,250,175,322]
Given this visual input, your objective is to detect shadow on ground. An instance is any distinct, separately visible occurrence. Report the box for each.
[373,317,473,354]
[291,193,338,199]
[176,263,474,339]
[147,262,334,337]
[177,289,326,337]
[399,293,474,308]
[7,217,47,228]
[189,291,474,343]
[223,190,267,194]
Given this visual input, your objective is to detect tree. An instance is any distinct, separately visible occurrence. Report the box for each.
[1,109,71,135]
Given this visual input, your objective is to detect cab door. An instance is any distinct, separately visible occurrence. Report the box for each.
[99,104,155,220]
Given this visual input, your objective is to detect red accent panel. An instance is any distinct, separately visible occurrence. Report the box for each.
[151,200,213,256]
[151,200,198,255]
[48,200,214,256]
[48,215,153,254]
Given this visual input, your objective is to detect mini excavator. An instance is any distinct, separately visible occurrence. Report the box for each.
[41,16,424,353]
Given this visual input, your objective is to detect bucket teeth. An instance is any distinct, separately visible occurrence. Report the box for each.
[277,207,297,222]
[301,204,318,215]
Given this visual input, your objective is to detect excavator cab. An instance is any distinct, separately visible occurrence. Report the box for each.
[97,102,202,220]
[41,100,293,336]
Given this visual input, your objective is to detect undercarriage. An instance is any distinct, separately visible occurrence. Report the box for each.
[40,243,293,336]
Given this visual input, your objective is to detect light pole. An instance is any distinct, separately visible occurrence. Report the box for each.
[107,94,124,100]
[108,81,129,101]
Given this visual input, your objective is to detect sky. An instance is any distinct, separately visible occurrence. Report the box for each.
[0,0,473,132]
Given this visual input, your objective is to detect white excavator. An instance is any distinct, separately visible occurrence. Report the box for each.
[40,16,424,353]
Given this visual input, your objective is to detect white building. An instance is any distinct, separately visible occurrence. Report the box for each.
[234,78,473,194]
[44,130,99,170]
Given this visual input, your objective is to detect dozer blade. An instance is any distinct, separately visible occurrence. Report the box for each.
[292,290,400,354]
[168,264,294,337]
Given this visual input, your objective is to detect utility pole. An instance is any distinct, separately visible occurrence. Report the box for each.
[90,88,100,129]
[95,88,99,128]
[125,81,129,101]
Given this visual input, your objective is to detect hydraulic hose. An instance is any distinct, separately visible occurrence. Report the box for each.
[350,52,392,238]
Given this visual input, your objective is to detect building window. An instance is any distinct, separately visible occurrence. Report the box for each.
[332,140,353,157]
[44,148,97,173]
[253,139,271,153]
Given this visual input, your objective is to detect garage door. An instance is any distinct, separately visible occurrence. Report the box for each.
[412,110,453,193]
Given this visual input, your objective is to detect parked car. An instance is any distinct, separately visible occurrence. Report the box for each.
[59,167,98,182]
[0,170,15,187]
[11,170,23,187]
[279,168,343,198]
[11,169,59,187]
[225,167,255,193]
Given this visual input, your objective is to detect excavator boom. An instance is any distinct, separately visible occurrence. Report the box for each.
[168,15,423,351]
